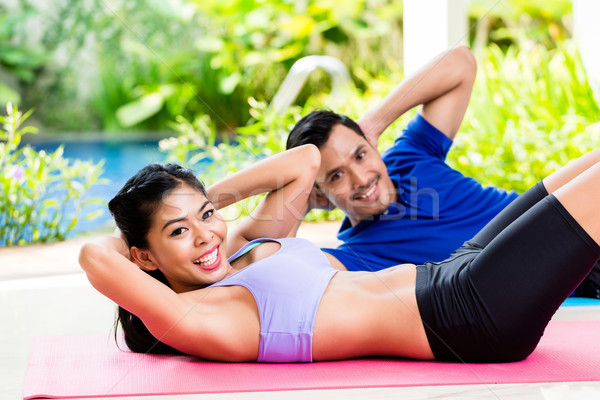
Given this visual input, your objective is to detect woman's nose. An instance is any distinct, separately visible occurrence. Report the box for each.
[194,227,213,246]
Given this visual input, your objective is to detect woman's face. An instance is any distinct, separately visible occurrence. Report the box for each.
[143,184,230,292]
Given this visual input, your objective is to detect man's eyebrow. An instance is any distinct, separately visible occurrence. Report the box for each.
[161,200,211,231]
[353,144,367,156]
[323,144,367,181]
[324,166,341,182]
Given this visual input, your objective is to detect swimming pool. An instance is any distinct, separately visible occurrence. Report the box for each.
[24,137,169,235]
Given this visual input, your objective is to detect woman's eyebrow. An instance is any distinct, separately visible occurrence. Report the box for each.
[161,200,211,231]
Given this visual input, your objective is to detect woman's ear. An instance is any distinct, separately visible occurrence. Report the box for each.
[130,247,159,271]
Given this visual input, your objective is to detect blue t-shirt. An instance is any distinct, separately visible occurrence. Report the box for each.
[321,114,519,271]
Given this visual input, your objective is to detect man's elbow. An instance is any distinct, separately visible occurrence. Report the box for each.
[453,45,477,83]
[303,143,322,177]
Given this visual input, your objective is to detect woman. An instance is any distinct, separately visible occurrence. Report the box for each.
[79,144,600,363]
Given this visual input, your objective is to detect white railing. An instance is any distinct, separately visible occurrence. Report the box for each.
[267,55,354,116]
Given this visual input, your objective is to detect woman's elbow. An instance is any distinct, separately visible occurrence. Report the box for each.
[78,242,106,275]
[78,243,95,272]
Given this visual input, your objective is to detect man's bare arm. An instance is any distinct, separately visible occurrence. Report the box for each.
[358,45,477,147]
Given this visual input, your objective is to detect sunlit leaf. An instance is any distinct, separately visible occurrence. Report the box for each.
[279,15,315,39]
[220,72,241,95]
[116,92,164,128]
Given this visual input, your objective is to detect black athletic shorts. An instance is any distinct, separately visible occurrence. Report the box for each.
[416,182,600,362]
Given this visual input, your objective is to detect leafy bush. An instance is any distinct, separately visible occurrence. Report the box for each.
[3,0,582,135]
[448,41,600,193]
[0,7,49,106]
[6,0,403,132]
[0,104,107,246]
[1,0,109,131]
[469,0,572,53]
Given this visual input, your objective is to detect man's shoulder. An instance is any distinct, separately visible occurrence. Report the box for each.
[382,114,452,163]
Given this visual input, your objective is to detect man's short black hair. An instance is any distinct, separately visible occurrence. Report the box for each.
[286,109,366,150]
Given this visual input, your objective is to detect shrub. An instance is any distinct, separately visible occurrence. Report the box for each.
[0,104,107,245]
[448,41,600,193]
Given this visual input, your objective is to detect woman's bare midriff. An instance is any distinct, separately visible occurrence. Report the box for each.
[312,263,435,361]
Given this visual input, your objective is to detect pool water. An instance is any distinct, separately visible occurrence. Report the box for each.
[25,138,168,235]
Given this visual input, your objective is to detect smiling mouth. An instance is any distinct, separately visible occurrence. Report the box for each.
[193,246,219,268]
[354,180,377,200]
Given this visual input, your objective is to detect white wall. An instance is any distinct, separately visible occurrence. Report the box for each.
[573,0,600,90]
[403,0,468,76]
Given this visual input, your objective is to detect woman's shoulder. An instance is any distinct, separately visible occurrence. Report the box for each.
[168,287,261,361]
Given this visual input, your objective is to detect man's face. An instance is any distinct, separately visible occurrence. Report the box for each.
[315,124,397,225]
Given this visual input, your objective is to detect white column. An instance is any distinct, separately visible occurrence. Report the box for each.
[403,0,468,76]
[573,0,600,89]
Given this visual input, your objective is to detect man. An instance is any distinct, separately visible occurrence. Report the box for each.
[286,46,600,297]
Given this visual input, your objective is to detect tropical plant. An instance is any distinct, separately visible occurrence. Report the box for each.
[0,104,107,246]
[447,40,600,193]
[469,0,572,54]
[88,0,404,132]
[0,6,48,107]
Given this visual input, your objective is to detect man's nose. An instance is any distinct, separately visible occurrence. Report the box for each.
[349,164,369,188]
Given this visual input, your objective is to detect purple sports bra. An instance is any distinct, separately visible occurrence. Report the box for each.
[210,237,338,362]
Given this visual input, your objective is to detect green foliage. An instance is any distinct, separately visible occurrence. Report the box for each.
[448,41,600,193]
[469,0,572,53]
[2,0,112,131]
[0,104,108,246]
[56,0,403,132]
[5,0,581,135]
[0,6,49,107]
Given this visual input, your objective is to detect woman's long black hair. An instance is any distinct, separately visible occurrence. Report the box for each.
[108,163,207,354]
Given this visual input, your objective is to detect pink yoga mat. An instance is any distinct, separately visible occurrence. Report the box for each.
[24,320,600,399]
